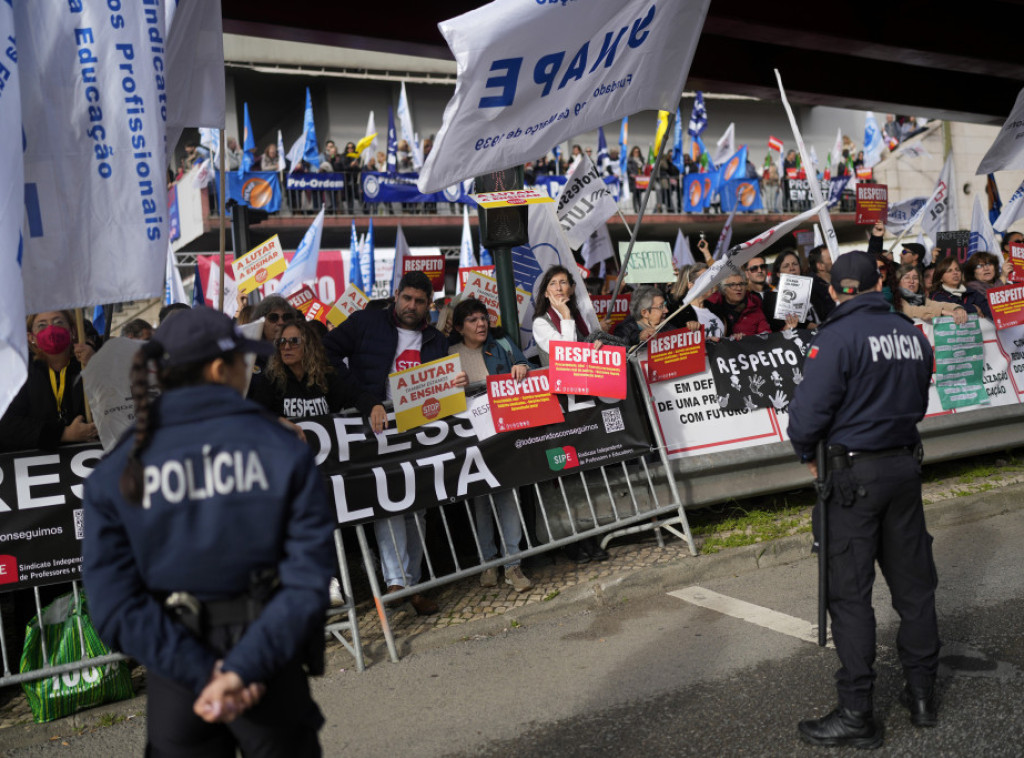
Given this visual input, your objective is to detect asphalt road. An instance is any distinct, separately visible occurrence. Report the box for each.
[3,494,1023,757]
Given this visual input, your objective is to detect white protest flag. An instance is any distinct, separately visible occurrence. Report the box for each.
[277,129,286,172]
[920,153,959,240]
[277,206,325,296]
[165,244,188,305]
[82,337,141,452]
[392,224,412,293]
[684,201,828,307]
[969,196,1001,266]
[513,203,599,357]
[199,128,221,166]
[0,2,27,419]
[397,83,425,170]
[918,233,934,267]
[363,111,378,166]
[827,127,843,179]
[205,260,239,318]
[712,122,735,166]
[17,5,171,314]
[993,175,1024,232]
[581,224,615,270]
[162,0,226,159]
[814,224,824,248]
[713,207,736,260]
[775,70,840,260]
[457,206,477,292]
[977,86,1024,174]
[673,228,694,267]
[556,154,620,248]
[417,0,711,192]
[894,139,932,162]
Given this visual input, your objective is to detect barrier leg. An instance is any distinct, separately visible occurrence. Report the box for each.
[356,524,399,664]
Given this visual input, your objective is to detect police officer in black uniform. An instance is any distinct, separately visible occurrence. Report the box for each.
[83,307,335,757]
[788,251,940,749]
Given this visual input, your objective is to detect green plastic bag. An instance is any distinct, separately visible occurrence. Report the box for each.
[20,591,134,723]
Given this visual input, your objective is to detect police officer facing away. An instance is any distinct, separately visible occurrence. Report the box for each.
[788,251,940,749]
[83,308,335,756]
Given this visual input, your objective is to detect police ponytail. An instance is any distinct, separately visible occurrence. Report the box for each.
[119,341,165,504]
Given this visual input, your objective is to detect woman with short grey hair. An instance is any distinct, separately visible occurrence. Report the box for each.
[614,285,669,347]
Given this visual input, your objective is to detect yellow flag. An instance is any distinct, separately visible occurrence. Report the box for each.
[355,133,377,154]
[653,111,670,156]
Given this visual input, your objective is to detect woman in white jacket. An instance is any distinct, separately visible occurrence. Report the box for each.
[531,265,602,366]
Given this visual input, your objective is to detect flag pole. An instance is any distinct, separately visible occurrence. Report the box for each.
[217,128,227,312]
[609,109,677,310]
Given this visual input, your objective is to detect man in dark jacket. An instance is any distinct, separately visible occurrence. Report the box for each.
[323,272,466,615]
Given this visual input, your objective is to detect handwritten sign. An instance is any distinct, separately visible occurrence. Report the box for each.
[286,285,330,325]
[590,294,632,328]
[855,183,888,226]
[622,241,674,284]
[328,282,369,325]
[548,342,627,398]
[934,230,971,265]
[469,189,554,208]
[461,271,529,327]
[987,284,1024,331]
[773,274,813,322]
[646,328,706,383]
[486,369,564,433]
[389,354,467,432]
[403,255,446,291]
[233,235,285,295]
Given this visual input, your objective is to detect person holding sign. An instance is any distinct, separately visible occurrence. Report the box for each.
[788,252,938,749]
[761,251,819,332]
[895,264,968,324]
[83,307,334,756]
[706,274,770,339]
[532,265,603,366]
[448,299,534,592]
[615,285,669,347]
[0,310,99,452]
[929,258,992,319]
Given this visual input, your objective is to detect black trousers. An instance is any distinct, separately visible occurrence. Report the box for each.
[819,454,939,711]
[146,660,323,758]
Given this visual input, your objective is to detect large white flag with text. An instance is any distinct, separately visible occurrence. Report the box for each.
[920,153,959,240]
[417,0,711,192]
[557,154,620,248]
[977,87,1024,174]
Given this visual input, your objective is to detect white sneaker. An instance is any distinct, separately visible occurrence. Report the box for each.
[329,577,344,606]
[504,565,533,592]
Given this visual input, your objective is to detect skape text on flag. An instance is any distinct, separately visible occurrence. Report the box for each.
[417,0,711,193]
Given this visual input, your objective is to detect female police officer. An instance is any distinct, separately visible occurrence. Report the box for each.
[788,252,939,749]
[83,307,335,756]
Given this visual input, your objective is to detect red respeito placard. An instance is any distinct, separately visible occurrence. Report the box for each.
[646,327,706,383]
[590,294,632,328]
[855,183,888,226]
[486,369,565,433]
[1009,243,1024,284]
[547,342,628,399]
[987,283,1024,331]
[403,255,445,291]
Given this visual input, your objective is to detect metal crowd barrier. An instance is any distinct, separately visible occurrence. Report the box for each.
[0,526,363,688]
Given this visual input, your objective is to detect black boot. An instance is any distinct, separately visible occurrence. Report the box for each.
[798,708,883,749]
[900,684,937,727]
[582,537,609,562]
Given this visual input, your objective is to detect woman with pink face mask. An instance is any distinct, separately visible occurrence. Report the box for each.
[0,310,98,452]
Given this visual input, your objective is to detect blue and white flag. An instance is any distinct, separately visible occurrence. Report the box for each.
[397,82,425,170]
[165,244,188,306]
[480,247,494,266]
[827,175,851,208]
[91,305,106,338]
[673,228,694,268]
[287,88,320,174]
[597,127,613,175]
[199,128,221,167]
[349,219,364,291]
[458,206,477,292]
[969,196,1001,266]
[240,103,256,177]
[17,3,170,315]
[391,224,412,294]
[361,221,376,297]
[192,263,205,309]
[672,108,685,172]
[417,0,711,192]
[386,108,399,176]
[0,0,26,419]
[277,130,286,172]
[993,175,1024,233]
[863,111,884,168]
[619,117,629,181]
[688,91,708,137]
[278,206,325,296]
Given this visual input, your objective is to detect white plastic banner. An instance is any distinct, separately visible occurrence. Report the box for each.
[557,154,619,248]
[417,0,711,192]
[977,86,1024,175]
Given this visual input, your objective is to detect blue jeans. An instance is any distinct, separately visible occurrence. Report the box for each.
[472,490,524,568]
[374,513,425,588]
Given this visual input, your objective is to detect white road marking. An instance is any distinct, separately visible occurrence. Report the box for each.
[669,586,833,648]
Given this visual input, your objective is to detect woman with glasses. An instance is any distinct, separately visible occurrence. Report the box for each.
[963,251,1004,298]
[615,285,669,347]
[761,250,820,332]
[248,319,382,421]
[0,310,99,452]
[895,263,968,324]
[929,257,992,319]
[706,273,770,338]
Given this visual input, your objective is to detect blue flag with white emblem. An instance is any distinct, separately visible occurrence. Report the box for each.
[596,127,612,175]
[386,107,398,176]
[349,219,364,291]
[240,103,256,178]
[688,91,707,137]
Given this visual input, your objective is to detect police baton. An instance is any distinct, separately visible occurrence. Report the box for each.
[815,439,828,647]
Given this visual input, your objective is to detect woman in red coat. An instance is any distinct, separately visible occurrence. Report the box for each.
[706,273,771,338]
